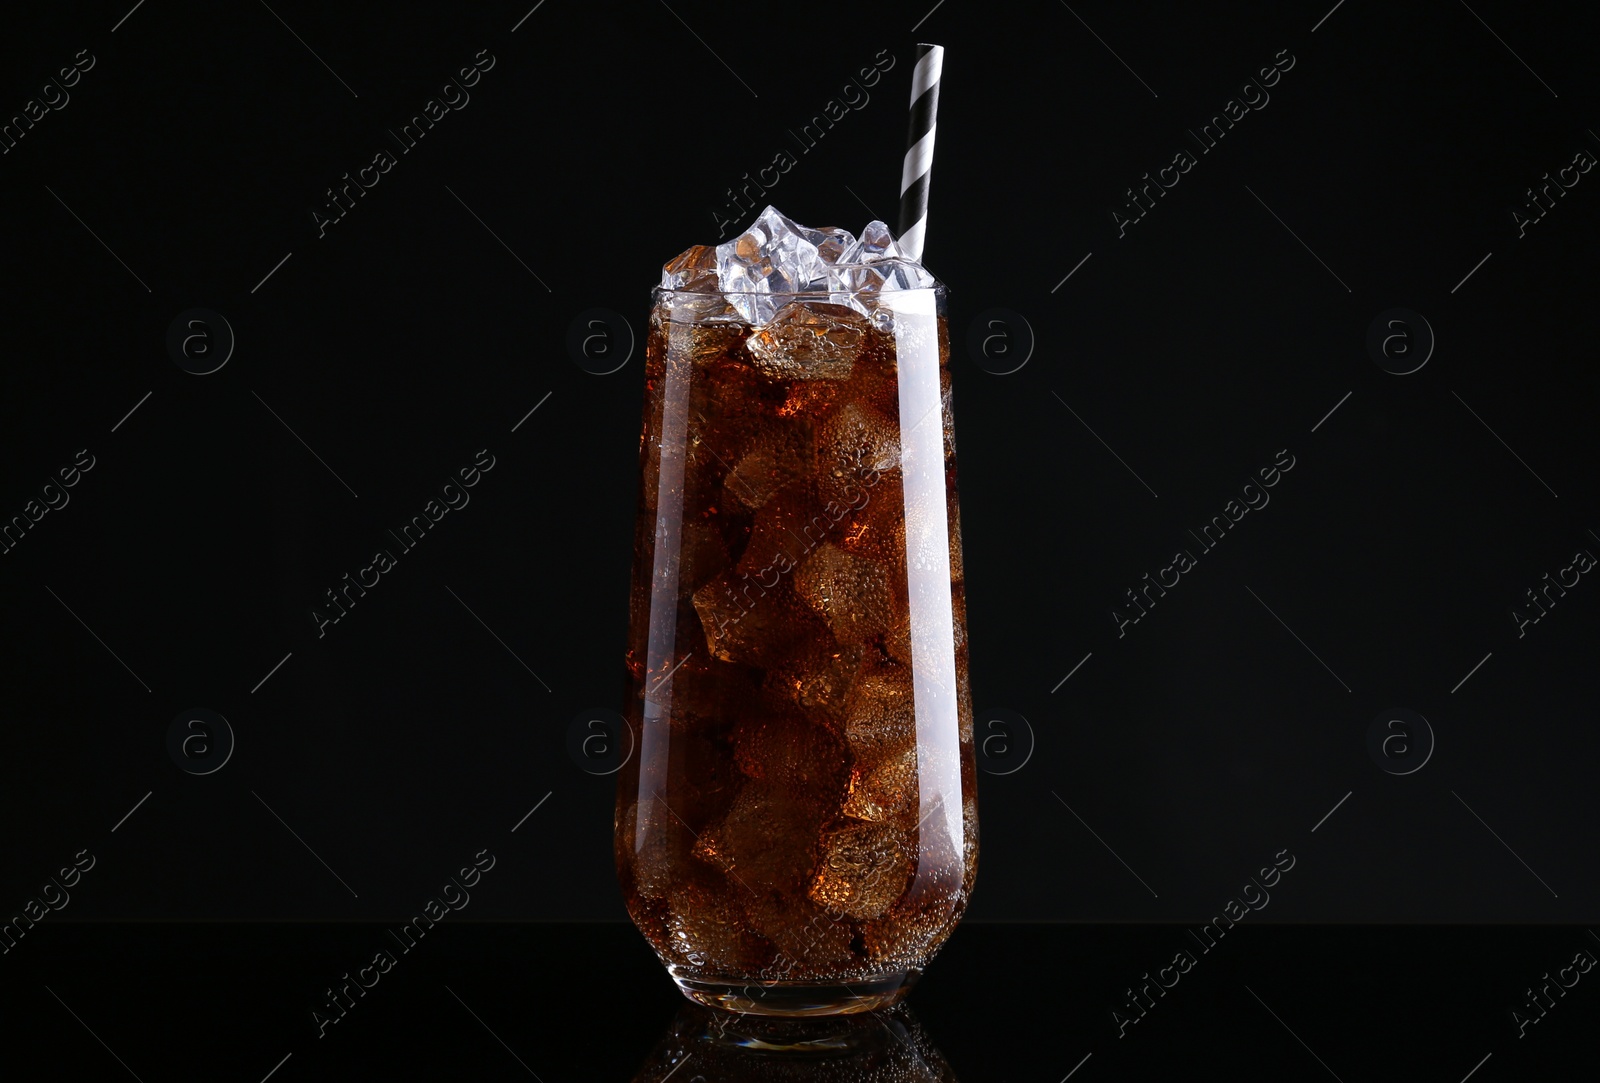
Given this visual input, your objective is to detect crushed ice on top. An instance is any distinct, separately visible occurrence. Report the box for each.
[661,206,936,326]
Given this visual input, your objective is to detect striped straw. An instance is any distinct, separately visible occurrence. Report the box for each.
[898,43,944,262]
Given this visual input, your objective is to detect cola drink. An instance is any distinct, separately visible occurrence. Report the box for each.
[616,209,976,1016]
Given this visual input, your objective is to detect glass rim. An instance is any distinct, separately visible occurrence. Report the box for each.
[651,281,946,298]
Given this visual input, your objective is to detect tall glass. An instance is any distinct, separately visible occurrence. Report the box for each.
[616,281,976,1016]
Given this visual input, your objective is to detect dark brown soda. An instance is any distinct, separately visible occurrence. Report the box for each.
[616,292,975,997]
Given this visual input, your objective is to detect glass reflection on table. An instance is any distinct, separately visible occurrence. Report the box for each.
[631,1001,958,1082]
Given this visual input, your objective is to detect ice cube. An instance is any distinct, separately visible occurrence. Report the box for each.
[827,262,889,318]
[745,891,855,969]
[872,257,938,291]
[663,290,744,324]
[838,219,934,290]
[820,400,901,479]
[716,206,826,325]
[733,481,817,580]
[666,872,767,972]
[677,333,788,477]
[717,780,830,893]
[835,466,909,570]
[664,319,754,375]
[691,569,826,668]
[747,301,867,380]
[801,224,856,265]
[732,699,847,793]
[860,895,960,969]
[777,376,843,420]
[721,447,782,511]
[661,244,718,290]
[808,821,913,919]
[765,643,867,720]
[794,541,893,644]
[840,220,903,263]
[861,905,954,972]
[723,436,807,511]
[857,794,970,968]
[657,263,743,323]
[831,260,885,293]
[843,664,917,757]
[842,745,918,822]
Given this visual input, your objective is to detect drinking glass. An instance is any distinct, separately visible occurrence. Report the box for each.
[616,280,976,1016]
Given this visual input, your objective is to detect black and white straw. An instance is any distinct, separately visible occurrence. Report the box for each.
[897,43,944,262]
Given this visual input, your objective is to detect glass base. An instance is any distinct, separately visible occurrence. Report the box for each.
[669,966,921,1018]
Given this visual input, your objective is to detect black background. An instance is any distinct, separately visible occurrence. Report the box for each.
[2,0,1599,1075]
[8,923,1598,1080]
